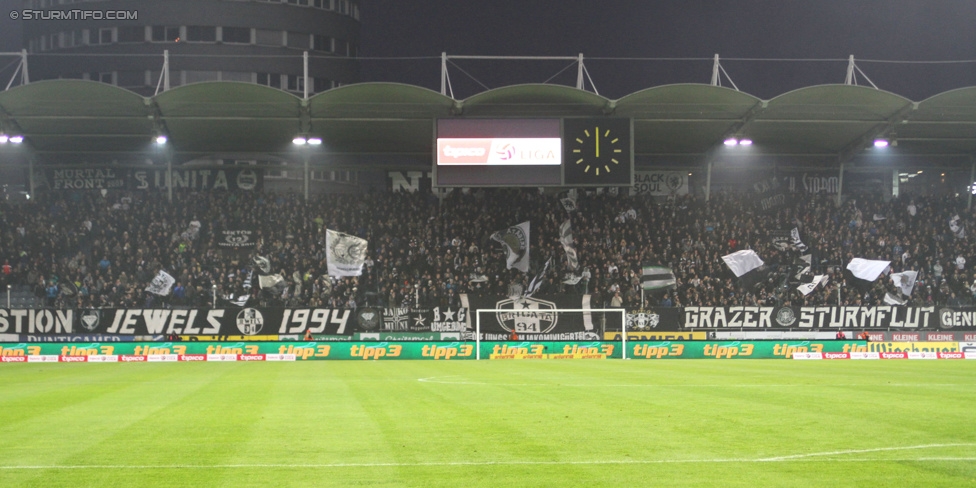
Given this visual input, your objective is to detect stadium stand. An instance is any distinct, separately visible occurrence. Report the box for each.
[0,187,972,310]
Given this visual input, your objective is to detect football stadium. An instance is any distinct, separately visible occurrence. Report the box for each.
[2,3,976,487]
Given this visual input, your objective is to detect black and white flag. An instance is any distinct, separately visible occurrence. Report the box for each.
[797,274,828,296]
[559,220,579,270]
[526,257,552,297]
[253,255,272,274]
[491,221,530,273]
[790,227,808,252]
[642,266,676,291]
[326,229,368,277]
[890,270,918,297]
[950,215,966,239]
[145,270,176,296]
[560,196,577,213]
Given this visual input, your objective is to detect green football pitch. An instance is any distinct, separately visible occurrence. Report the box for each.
[1,360,974,487]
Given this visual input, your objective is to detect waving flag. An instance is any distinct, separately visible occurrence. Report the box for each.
[491,221,530,273]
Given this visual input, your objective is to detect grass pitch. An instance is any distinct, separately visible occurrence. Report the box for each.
[1,359,974,487]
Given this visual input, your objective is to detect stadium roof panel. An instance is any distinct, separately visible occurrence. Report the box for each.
[1,80,975,163]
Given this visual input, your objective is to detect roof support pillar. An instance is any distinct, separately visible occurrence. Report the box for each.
[304,156,310,202]
[303,50,309,100]
[836,161,845,208]
[576,53,584,90]
[705,160,713,202]
[711,54,720,86]
[440,52,448,96]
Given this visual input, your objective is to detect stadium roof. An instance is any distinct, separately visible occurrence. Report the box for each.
[1,79,975,167]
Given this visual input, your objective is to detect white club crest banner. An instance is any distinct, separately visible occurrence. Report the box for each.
[326,229,368,277]
[145,270,176,296]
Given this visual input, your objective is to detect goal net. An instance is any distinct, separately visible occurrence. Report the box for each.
[474,308,627,360]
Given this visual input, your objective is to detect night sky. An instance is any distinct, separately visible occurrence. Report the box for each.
[2,0,975,100]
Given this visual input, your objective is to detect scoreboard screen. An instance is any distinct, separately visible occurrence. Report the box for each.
[435,119,562,186]
[433,118,632,187]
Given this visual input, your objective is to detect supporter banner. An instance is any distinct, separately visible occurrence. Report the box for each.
[623,309,683,332]
[627,341,857,359]
[45,168,127,190]
[217,228,257,250]
[460,295,615,340]
[937,307,976,329]
[778,170,887,195]
[179,335,282,342]
[42,168,263,192]
[752,176,790,212]
[7,306,971,337]
[782,171,841,194]
[0,308,353,336]
[375,307,468,333]
[681,306,948,329]
[631,171,688,196]
[131,168,262,191]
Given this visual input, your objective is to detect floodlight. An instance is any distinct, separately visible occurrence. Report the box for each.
[292,137,308,145]
[873,139,889,148]
[154,135,168,145]
[738,139,753,146]
[0,134,7,144]
[307,137,322,145]
[723,138,738,146]
[9,135,24,144]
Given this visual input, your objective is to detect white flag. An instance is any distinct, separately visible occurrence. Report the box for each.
[491,221,530,273]
[259,273,286,291]
[145,270,176,296]
[722,250,764,278]
[890,270,918,297]
[847,258,891,282]
[326,229,368,277]
[797,274,828,296]
[884,292,907,305]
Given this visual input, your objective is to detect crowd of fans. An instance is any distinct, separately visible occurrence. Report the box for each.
[1,185,975,310]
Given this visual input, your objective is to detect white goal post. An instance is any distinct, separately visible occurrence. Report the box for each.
[474,308,628,360]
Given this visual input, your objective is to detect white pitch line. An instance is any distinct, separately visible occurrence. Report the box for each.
[757,443,976,461]
[2,445,973,470]
[416,377,969,388]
